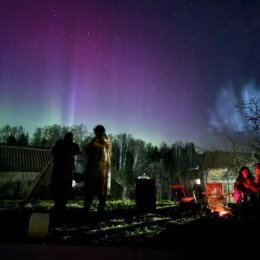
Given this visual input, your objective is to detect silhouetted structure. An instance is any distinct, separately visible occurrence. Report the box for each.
[135,178,156,212]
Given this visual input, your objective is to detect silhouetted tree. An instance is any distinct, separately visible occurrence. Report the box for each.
[69,124,89,148]
[17,132,29,146]
[0,123,205,200]
[236,94,260,153]
[6,135,17,145]
[0,125,29,145]
[31,127,44,147]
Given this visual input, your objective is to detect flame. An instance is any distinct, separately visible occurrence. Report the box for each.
[210,204,232,217]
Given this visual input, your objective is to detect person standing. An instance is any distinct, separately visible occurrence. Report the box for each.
[84,125,112,217]
[50,132,80,225]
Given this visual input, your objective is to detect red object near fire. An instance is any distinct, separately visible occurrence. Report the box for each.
[169,184,195,203]
[203,182,232,216]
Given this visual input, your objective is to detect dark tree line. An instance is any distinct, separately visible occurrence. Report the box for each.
[0,125,30,146]
[1,93,258,199]
[0,124,202,200]
[0,124,90,149]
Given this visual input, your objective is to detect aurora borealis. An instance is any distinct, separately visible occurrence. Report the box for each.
[0,0,259,149]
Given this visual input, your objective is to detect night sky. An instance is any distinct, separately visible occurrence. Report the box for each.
[0,0,259,150]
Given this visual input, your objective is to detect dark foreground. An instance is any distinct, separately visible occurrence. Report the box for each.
[0,202,260,259]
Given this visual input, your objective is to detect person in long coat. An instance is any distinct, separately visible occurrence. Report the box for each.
[84,125,112,215]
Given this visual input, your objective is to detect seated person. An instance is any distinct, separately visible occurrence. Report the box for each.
[233,166,258,206]
[253,162,260,216]
[254,162,260,186]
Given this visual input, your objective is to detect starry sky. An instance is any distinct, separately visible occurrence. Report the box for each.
[0,0,260,150]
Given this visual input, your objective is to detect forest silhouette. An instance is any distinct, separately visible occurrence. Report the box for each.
[0,123,203,200]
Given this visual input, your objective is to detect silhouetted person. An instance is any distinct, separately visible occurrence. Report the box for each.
[84,125,112,217]
[50,132,80,225]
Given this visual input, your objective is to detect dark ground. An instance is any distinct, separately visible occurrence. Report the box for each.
[0,202,260,259]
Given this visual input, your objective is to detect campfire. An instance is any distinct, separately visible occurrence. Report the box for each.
[211,204,232,217]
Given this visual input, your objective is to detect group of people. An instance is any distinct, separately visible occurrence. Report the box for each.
[49,125,260,225]
[233,163,260,216]
[50,124,112,225]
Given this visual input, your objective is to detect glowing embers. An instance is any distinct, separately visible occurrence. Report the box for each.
[202,182,233,218]
[211,205,232,218]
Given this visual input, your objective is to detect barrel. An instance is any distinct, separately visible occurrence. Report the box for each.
[135,179,156,212]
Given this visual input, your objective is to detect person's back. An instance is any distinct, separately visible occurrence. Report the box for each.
[50,132,80,225]
[52,133,80,182]
[84,125,112,216]
[85,135,111,179]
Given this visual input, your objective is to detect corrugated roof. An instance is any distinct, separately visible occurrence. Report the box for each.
[0,145,52,172]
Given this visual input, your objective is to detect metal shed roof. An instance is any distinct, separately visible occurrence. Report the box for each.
[0,145,52,172]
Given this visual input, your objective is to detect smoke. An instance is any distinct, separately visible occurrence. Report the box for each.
[208,80,260,137]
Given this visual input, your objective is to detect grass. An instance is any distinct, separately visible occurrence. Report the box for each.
[0,198,183,247]
[0,198,176,211]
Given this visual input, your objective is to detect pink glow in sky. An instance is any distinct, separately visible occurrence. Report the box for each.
[0,0,259,149]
